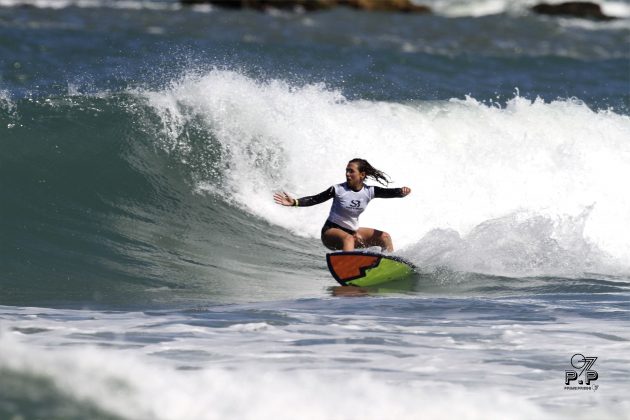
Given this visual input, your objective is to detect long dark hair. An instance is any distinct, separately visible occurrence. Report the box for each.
[349,158,391,186]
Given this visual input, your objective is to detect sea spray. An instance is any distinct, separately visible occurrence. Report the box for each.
[402,208,613,277]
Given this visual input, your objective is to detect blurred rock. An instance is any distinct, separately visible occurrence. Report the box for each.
[180,0,431,13]
[531,2,615,20]
[342,0,430,13]
[255,0,337,11]
[180,0,338,11]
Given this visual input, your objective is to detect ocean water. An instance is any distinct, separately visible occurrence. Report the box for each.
[1,0,630,418]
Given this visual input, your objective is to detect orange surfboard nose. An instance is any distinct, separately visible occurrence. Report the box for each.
[328,254,380,281]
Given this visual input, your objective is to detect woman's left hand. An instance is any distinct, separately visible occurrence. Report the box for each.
[401,187,411,196]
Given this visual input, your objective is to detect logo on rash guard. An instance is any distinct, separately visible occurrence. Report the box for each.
[349,200,361,208]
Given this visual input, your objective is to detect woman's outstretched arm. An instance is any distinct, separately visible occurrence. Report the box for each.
[374,186,411,198]
[273,187,335,207]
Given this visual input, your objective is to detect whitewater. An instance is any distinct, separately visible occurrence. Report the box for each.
[144,70,630,275]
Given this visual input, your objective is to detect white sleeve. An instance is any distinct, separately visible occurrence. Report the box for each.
[367,185,375,200]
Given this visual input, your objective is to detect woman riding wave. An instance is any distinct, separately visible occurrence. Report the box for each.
[273,158,411,252]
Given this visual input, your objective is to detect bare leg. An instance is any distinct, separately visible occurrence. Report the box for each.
[356,227,393,252]
[322,228,356,251]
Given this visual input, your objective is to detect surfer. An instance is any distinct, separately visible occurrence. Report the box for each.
[273,158,411,252]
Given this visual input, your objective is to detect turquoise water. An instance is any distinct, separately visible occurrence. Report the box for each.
[1,1,630,418]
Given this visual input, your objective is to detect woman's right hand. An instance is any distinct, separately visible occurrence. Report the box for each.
[273,192,295,206]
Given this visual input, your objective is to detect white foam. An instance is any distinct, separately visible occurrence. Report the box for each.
[601,1,630,17]
[0,89,13,108]
[2,304,630,420]
[142,70,630,275]
[1,89,20,129]
[422,0,517,17]
[402,208,621,276]
[556,15,630,31]
[0,323,549,420]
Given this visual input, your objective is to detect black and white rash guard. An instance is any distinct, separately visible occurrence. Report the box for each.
[295,182,405,231]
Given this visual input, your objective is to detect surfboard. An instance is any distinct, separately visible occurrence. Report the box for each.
[326,251,415,287]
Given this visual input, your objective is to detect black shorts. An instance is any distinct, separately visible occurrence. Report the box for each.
[321,220,356,236]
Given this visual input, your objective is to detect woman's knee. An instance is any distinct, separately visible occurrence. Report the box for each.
[343,235,355,247]
[322,229,355,250]
[371,230,390,243]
